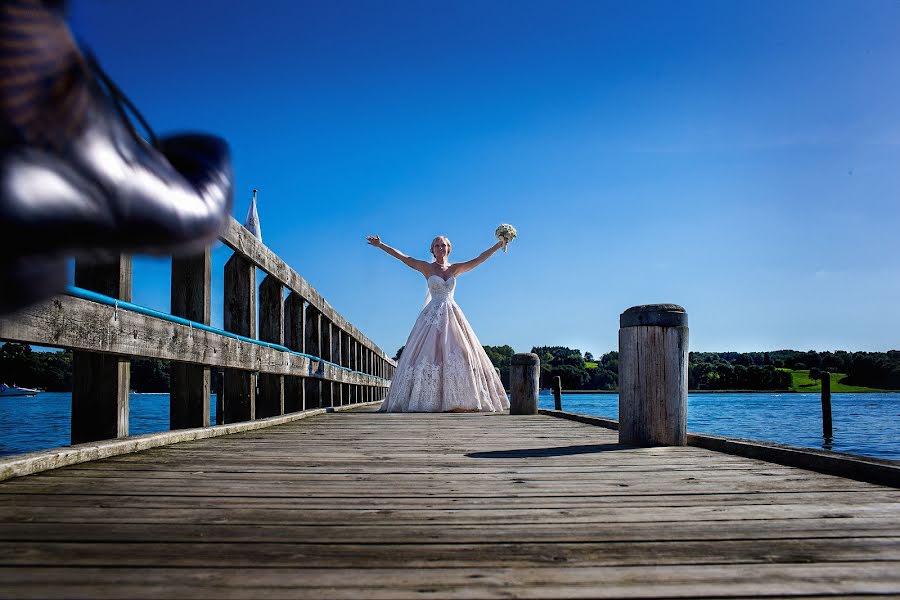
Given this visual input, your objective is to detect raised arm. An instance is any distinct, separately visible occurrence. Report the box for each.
[452,240,504,276]
[367,235,429,275]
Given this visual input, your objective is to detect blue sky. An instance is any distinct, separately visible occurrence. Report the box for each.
[67,0,900,357]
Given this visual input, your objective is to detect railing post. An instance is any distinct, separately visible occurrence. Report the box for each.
[283,292,305,412]
[342,331,351,406]
[821,371,833,439]
[257,275,285,418]
[71,256,132,444]
[510,353,540,415]
[322,320,334,407]
[331,325,343,405]
[618,304,688,446]
[170,249,211,429]
[223,254,256,423]
[552,376,562,411]
[304,304,322,408]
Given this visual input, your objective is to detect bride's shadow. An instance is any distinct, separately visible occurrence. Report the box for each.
[465,443,629,459]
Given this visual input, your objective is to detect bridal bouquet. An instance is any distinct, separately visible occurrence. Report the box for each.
[495,223,517,252]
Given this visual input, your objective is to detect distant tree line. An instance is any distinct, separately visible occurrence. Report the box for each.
[0,343,170,392]
[5,342,899,393]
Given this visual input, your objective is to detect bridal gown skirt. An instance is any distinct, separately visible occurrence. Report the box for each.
[380,276,509,413]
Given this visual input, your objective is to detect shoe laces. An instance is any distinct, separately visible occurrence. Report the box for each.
[84,52,160,150]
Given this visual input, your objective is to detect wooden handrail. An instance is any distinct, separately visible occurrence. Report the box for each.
[0,218,395,444]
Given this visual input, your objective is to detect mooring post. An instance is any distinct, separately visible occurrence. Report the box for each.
[510,353,540,415]
[618,304,689,446]
[821,371,833,439]
[552,376,562,411]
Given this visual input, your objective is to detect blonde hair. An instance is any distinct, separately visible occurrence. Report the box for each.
[430,236,452,258]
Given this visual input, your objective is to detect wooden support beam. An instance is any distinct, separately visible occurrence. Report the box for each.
[283,292,305,413]
[170,250,211,429]
[304,305,322,409]
[71,257,132,444]
[223,255,256,423]
[257,275,285,419]
[331,324,343,406]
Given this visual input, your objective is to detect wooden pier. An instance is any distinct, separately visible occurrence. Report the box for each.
[1,216,899,597]
[1,409,899,598]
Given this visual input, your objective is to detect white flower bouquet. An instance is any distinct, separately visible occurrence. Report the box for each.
[495,223,517,252]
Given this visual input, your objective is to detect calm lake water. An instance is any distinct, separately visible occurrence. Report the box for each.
[1,391,898,460]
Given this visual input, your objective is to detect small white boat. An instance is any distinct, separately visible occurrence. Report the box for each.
[0,383,40,397]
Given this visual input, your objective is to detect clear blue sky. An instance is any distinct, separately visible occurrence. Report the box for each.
[68,0,900,357]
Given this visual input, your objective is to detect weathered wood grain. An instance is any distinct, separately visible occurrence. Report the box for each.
[0,294,387,387]
[2,411,898,598]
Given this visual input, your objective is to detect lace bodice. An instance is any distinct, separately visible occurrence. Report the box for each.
[427,275,456,303]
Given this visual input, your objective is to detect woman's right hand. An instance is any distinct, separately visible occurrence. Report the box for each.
[366,234,382,247]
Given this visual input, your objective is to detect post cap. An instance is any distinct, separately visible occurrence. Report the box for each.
[620,304,688,328]
[511,352,540,366]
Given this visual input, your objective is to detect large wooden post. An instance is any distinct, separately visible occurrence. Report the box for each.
[170,250,211,429]
[257,275,285,418]
[71,257,132,444]
[618,304,689,446]
[509,353,540,415]
[304,304,322,408]
[223,255,256,423]
[283,292,305,413]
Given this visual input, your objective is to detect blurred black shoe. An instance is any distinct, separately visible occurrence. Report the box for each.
[0,0,233,313]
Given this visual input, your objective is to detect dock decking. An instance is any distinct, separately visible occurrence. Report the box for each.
[1,410,899,598]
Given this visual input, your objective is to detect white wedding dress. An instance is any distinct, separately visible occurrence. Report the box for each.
[379,274,510,412]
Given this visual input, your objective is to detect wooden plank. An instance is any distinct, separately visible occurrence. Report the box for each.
[71,257,132,444]
[0,293,386,387]
[1,563,898,599]
[2,412,898,598]
[170,250,212,429]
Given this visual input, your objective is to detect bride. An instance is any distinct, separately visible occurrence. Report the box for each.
[367,233,510,412]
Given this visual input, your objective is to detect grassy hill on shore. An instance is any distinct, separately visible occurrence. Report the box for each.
[781,369,893,393]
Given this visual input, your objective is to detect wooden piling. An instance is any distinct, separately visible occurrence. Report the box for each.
[552,375,562,411]
[71,257,132,444]
[510,353,540,415]
[618,304,688,446]
[821,371,833,439]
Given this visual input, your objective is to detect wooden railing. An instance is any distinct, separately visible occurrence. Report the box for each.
[0,217,395,444]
